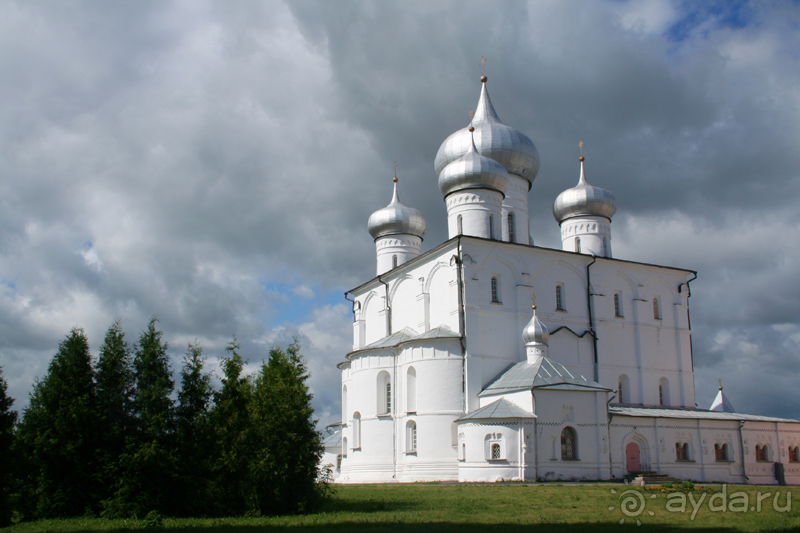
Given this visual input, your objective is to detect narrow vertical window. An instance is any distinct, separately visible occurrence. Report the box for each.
[659,385,664,406]
[457,214,463,235]
[406,367,417,413]
[614,293,623,317]
[352,413,361,449]
[508,212,515,243]
[392,255,398,269]
[491,277,500,303]
[408,421,417,452]
[659,377,670,405]
[575,237,581,253]
[342,437,348,457]
[556,284,565,311]
[653,297,661,320]
[489,215,494,239]
[561,427,577,460]
[385,381,392,413]
[618,374,630,403]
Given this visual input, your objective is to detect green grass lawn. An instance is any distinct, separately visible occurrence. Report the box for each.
[4,483,799,532]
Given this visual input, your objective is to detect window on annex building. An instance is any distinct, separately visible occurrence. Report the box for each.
[755,444,769,462]
[491,443,501,460]
[789,446,800,463]
[676,442,690,461]
[715,443,729,462]
[561,427,578,460]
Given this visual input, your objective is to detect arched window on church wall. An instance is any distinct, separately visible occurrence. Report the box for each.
[491,277,500,303]
[352,413,361,450]
[653,297,661,320]
[575,237,581,253]
[658,377,670,406]
[489,214,494,239]
[377,371,392,415]
[715,443,729,462]
[342,437,348,457]
[789,446,800,463]
[457,214,463,235]
[556,284,565,311]
[756,444,769,462]
[406,366,417,413]
[618,374,631,404]
[406,420,417,453]
[392,255,398,269]
[508,212,515,243]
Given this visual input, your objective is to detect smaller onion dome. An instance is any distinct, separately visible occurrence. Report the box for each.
[367,177,427,240]
[552,156,616,224]
[522,305,549,345]
[438,129,509,198]
[434,77,540,183]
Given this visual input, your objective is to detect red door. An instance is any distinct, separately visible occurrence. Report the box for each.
[626,442,641,472]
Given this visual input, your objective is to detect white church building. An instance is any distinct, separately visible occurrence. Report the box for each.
[321,76,800,485]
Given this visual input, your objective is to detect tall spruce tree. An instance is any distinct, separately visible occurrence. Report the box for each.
[94,320,134,504]
[174,342,212,516]
[249,341,323,515]
[15,328,99,518]
[0,366,18,526]
[208,338,253,516]
[109,318,176,517]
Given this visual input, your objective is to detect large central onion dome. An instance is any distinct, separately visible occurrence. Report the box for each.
[438,129,509,197]
[552,158,616,224]
[367,178,427,240]
[434,77,540,185]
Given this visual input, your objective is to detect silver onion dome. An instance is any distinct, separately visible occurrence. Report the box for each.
[438,130,509,197]
[434,78,540,185]
[522,306,549,345]
[367,179,427,240]
[552,159,616,224]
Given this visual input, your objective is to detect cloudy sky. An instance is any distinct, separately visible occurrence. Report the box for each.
[1,0,799,427]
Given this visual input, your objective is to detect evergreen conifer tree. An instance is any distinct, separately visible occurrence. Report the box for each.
[0,366,18,526]
[94,320,134,504]
[174,342,212,516]
[109,318,176,517]
[208,338,253,516]
[249,341,323,515]
[15,328,99,518]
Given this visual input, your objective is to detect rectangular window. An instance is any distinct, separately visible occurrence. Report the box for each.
[653,297,661,320]
[491,277,500,303]
[556,284,565,311]
[715,444,728,462]
[411,426,417,452]
[385,382,392,413]
[676,442,689,461]
[659,385,664,406]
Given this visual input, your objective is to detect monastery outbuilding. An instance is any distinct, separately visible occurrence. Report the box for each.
[321,76,800,485]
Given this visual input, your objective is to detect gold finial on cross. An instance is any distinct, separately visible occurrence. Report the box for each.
[579,140,585,162]
[393,162,398,183]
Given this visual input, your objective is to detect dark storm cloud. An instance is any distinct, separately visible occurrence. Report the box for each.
[0,0,798,424]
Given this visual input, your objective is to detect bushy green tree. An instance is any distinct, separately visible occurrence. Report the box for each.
[249,341,324,515]
[94,320,134,503]
[15,328,99,518]
[106,318,176,517]
[208,338,254,516]
[174,342,213,516]
[0,366,18,526]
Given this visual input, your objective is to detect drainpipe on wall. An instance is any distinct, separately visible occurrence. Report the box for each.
[392,345,398,480]
[586,255,599,382]
[452,236,467,414]
[738,421,749,483]
[519,419,524,481]
[678,272,697,381]
[607,392,617,479]
[533,391,539,481]
[344,291,356,320]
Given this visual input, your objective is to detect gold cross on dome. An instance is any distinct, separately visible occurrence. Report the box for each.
[718,378,723,389]
[393,162,398,183]
[579,140,584,158]
[480,57,486,76]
